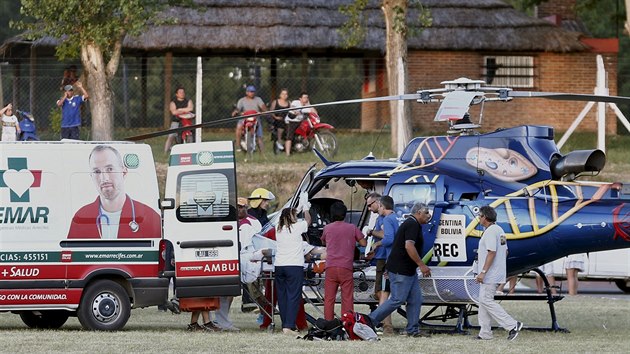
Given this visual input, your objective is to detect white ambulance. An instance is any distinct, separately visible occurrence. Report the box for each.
[0,141,240,330]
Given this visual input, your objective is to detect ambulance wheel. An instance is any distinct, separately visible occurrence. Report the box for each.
[615,280,630,293]
[78,280,131,331]
[20,310,69,329]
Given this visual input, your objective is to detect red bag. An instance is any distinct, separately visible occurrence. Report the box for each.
[340,310,377,340]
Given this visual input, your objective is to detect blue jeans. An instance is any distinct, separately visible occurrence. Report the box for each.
[369,271,422,334]
[275,266,303,329]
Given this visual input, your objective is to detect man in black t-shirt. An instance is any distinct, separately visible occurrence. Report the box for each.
[368,202,432,337]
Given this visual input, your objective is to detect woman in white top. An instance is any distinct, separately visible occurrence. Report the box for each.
[1,104,21,141]
[275,206,311,335]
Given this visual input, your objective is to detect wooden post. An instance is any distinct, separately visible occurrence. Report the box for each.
[164,52,173,128]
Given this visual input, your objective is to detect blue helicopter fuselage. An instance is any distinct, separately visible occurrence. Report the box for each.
[308,125,630,276]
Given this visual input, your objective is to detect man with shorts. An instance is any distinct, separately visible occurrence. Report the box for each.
[56,81,89,140]
[164,87,193,153]
[233,85,267,153]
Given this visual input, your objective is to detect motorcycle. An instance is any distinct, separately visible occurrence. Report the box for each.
[16,110,39,141]
[272,112,337,158]
[175,112,196,144]
[239,110,259,159]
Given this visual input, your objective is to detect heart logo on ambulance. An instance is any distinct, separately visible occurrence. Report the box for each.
[0,157,43,202]
[3,169,34,198]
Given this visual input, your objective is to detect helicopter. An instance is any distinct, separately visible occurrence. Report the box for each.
[128,78,630,330]
[128,76,630,279]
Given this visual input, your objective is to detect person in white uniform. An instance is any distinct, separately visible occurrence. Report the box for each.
[475,205,523,341]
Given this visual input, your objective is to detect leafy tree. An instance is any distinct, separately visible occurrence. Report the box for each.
[339,0,431,154]
[0,0,22,44]
[15,0,186,140]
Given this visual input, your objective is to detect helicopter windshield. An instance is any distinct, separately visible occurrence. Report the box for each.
[389,183,437,218]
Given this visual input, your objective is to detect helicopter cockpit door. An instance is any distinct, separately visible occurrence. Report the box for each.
[386,174,449,265]
[290,163,317,209]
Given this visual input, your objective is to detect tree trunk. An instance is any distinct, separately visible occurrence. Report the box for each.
[382,0,412,155]
[81,42,114,141]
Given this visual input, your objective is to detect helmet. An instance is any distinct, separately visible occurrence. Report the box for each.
[248,188,275,208]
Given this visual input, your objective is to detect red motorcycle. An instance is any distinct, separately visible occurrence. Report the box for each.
[273,112,337,158]
[175,112,196,144]
[239,110,259,158]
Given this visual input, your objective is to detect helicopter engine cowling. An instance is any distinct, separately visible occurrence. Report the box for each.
[550,149,606,181]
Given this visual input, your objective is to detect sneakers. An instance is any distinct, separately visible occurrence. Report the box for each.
[275,141,285,151]
[282,328,300,336]
[202,321,222,332]
[187,323,203,331]
[474,335,492,340]
[220,325,241,332]
[375,325,383,335]
[407,331,431,338]
[507,321,523,341]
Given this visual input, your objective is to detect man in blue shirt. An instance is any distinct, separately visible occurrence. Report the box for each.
[56,81,89,140]
[369,195,399,334]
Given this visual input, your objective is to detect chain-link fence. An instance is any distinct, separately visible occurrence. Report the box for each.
[0,56,366,138]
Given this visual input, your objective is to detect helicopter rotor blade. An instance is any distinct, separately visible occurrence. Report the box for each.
[124,93,421,141]
[508,91,630,105]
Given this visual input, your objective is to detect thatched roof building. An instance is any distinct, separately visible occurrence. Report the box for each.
[1,0,588,57]
[131,0,586,53]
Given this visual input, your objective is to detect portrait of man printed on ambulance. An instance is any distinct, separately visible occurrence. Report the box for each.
[67,145,161,239]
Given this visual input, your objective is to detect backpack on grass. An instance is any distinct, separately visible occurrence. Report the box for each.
[301,318,347,341]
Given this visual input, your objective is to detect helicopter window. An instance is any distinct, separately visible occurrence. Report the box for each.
[534,185,577,201]
[483,56,534,88]
[389,184,436,218]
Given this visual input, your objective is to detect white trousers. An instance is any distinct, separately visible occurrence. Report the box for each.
[210,296,234,329]
[478,283,517,339]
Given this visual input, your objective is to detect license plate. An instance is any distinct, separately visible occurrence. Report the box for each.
[195,249,219,258]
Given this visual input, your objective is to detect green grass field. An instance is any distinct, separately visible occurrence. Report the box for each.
[0,296,628,353]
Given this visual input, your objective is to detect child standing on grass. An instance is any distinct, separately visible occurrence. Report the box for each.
[188,311,221,332]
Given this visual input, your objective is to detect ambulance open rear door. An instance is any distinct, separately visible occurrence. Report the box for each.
[162,141,240,299]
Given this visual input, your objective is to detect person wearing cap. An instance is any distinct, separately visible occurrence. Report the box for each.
[237,196,266,314]
[232,85,267,153]
[56,81,89,140]
[247,188,275,226]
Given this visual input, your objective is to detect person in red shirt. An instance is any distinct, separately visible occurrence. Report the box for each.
[321,201,367,320]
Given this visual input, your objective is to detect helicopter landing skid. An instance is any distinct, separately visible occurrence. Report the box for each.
[399,268,569,335]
